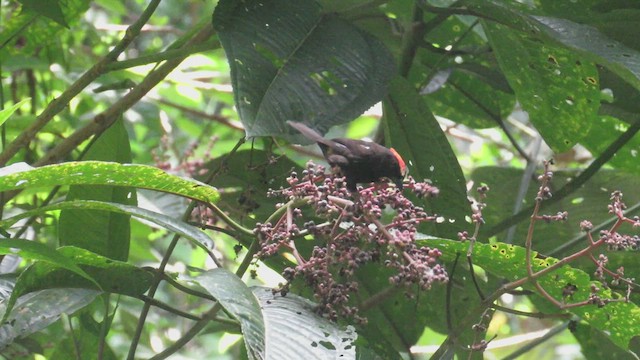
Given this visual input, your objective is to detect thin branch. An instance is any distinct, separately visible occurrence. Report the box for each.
[104,41,220,72]
[35,24,214,167]
[137,295,202,321]
[485,119,640,237]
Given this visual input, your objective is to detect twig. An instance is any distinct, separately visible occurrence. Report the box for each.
[486,119,640,237]
[36,24,214,167]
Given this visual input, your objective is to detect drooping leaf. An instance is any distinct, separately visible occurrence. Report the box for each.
[59,118,135,261]
[533,16,640,91]
[0,239,98,290]
[458,0,640,92]
[0,200,215,255]
[213,0,396,140]
[0,289,99,349]
[189,268,264,359]
[5,246,153,321]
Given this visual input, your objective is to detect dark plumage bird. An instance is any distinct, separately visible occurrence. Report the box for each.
[287,121,407,191]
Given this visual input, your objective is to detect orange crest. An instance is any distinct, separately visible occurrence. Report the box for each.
[389,148,407,175]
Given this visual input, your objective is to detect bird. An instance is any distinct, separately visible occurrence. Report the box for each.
[287,121,407,191]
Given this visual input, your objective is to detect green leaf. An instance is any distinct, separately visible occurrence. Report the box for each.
[472,167,640,258]
[572,322,638,360]
[0,0,90,57]
[459,0,640,92]
[190,269,360,360]
[18,0,69,28]
[533,16,640,91]
[190,269,264,358]
[252,287,357,359]
[424,239,640,350]
[0,239,98,289]
[581,116,640,174]
[383,77,469,239]
[213,0,396,140]
[0,288,99,349]
[0,161,219,203]
[59,118,135,261]
[483,20,600,152]
[421,64,515,129]
[0,200,215,255]
[0,98,31,127]
[4,247,153,321]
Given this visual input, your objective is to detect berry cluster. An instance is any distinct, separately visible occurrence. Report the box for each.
[253,162,447,322]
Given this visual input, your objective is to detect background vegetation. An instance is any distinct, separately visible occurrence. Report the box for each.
[0,0,639,359]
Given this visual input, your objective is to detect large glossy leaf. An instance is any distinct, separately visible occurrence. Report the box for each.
[483,20,600,152]
[189,268,360,360]
[0,289,99,349]
[5,246,153,321]
[533,15,640,91]
[383,77,469,239]
[191,269,264,359]
[213,0,396,140]
[425,239,640,350]
[252,287,357,360]
[0,161,219,203]
[59,118,135,261]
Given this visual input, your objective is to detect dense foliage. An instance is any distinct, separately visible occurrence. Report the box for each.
[1,0,639,359]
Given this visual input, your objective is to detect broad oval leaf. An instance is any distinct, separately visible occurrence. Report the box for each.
[213,0,396,140]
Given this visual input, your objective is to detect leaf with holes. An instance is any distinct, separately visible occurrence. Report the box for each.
[423,239,640,350]
[213,0,395,141]
[483,21,600,152]
[0,161,219,203]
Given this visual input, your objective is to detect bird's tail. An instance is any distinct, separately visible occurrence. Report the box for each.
[287,121,332,146]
